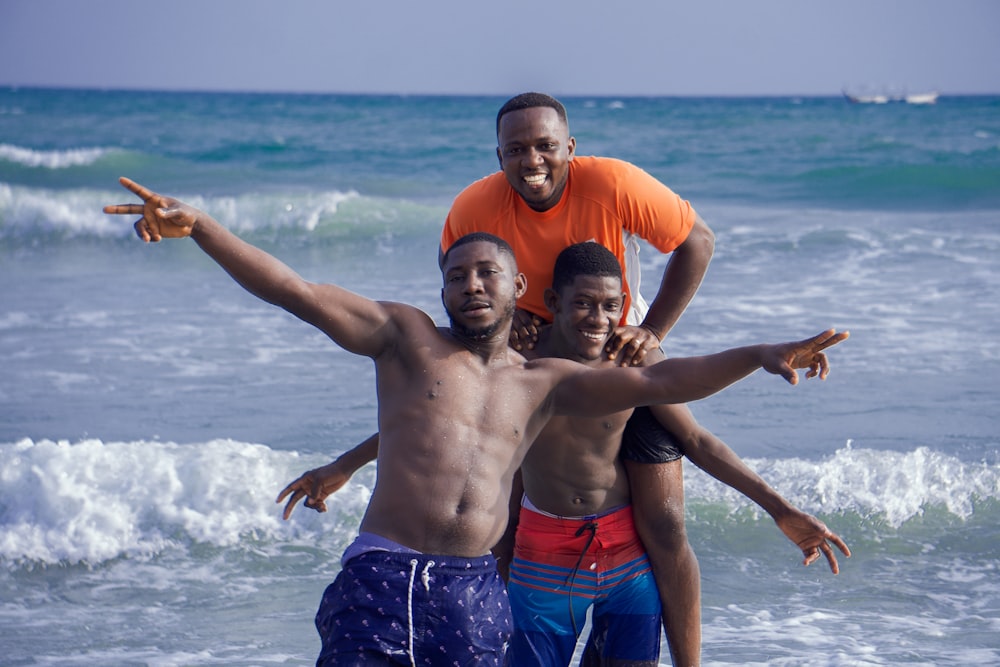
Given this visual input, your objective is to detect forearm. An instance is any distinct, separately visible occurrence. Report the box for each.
[645,344,767,403]
[559,345,765,417]
[335,433,380,475]
[683,431,793,519]
[190,215,310,310]
[641,214,714,340]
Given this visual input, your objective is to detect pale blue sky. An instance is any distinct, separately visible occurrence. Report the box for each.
[2,0,998,96]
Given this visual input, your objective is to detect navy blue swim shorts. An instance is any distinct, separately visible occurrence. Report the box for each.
[315,550,511,666]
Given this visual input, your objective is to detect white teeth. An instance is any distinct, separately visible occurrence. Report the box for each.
[524,174,546,184]
[582,332,605,340]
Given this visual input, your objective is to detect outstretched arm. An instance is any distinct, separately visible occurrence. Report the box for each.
[103,177,398,358]
[556,328,850,417]
[650,403,851,573]
[277,433,380,520]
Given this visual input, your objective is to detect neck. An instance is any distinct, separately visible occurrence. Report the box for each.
[447,327,512,362]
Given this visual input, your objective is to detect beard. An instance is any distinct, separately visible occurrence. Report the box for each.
[447,300,515,341]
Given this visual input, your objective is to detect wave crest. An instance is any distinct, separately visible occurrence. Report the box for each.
[684,442,999,528]
[0,438,371,567]
[0,143,113,169]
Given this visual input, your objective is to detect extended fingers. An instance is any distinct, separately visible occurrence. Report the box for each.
[826,531,851,558]
[276,480,298,504]
[820,542,840,574]
[119,176,155,201]
[802,533,850,574]
[815,329,850,351]
[281,489,306,520]
[103,203,144,215]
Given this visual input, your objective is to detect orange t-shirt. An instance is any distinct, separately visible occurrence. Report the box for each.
[441,156,696,323]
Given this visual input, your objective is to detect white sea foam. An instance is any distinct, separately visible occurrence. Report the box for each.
[0,438,372,566]
[0,183,126,236]
[682,441,1000,527]
[0,143,111,168]
[0,183,370,238]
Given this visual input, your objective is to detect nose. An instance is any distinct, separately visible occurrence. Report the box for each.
[587,305,615,325]
[463,273,485,294]
[522,147,543,167]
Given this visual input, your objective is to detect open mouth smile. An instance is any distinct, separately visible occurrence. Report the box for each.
[580,330,608,342]
[523,173,547,188]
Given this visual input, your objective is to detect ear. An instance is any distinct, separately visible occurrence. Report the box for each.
[566,135,576,160]
[514,272,528,300]
[543,287,560,315]
[496,146,503,170]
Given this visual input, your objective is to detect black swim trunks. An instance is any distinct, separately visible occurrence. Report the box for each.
[620,405,684,464]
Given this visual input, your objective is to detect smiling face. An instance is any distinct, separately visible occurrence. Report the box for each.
[545,274,625,363]
[441,239,525,342]
[497,106,576,212]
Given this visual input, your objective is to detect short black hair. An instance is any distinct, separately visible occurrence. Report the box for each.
[496,92,568,137]
[552,242,621,293]
[442,232,517,271]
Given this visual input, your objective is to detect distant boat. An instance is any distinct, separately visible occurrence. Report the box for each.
[842,88,939,105]
[902,91,939,105]
[843,91,890,104]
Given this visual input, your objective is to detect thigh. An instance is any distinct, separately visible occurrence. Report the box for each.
[625,458,687,544]
[420,562,512,666]
[590,569,662,665]
[507,575,589,666]
[314,566,411,665]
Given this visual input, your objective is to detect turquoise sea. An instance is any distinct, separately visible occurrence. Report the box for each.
[1,88,999,665]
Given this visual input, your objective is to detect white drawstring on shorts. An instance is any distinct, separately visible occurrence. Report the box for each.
[407,559,435,667]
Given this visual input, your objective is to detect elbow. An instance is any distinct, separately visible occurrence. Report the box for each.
[692,216,716,260]
[673,426,711,461]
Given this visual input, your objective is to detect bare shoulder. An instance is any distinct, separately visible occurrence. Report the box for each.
[379,300,433,318]
[376,301,444,343]
[521,355,586,378]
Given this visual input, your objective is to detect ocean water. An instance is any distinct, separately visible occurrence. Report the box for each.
[1,88,999,666]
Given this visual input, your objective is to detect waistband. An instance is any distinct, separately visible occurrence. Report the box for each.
[342,533,495,571]
[521,494,627,521]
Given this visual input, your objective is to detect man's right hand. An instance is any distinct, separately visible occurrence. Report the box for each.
[103,176,200,242]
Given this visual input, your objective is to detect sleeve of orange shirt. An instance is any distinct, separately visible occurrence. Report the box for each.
[611,159,696,255]
[441,175,501,253]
